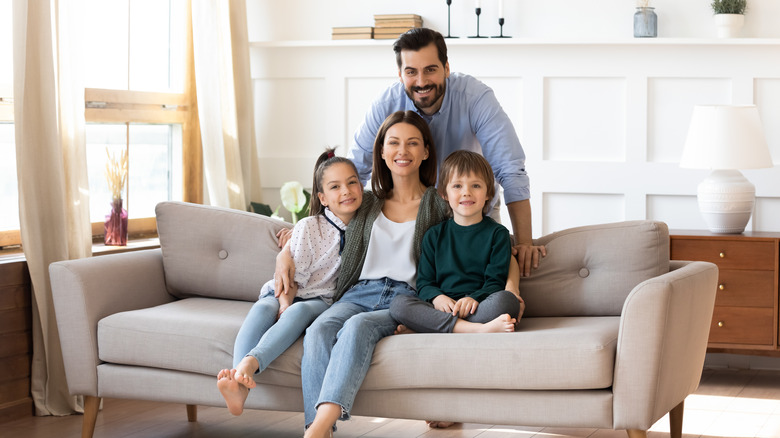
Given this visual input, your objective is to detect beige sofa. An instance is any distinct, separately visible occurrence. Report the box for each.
[50,201,718,438]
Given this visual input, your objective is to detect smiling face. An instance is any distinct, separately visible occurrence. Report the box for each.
[381,122,429,180]
[399,43,450,116]
[444,171,489,226]
[316,162,363,225]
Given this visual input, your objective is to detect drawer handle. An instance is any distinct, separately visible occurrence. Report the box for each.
[717,321,724,328]
[719,252,725,258]
[719,284,725,291]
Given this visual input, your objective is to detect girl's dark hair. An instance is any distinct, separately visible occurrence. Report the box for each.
[393,28,448,70]
[371,111,437,199]
[438,150,496,215]
[310,148,359,216]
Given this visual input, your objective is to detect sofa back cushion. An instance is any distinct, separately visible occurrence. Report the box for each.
[156,201,290,301]
[518,220,669,317]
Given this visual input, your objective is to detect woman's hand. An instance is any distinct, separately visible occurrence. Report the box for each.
[452,297,479,318]
[274,244,295,296]
[276,228,293,248]
[276,285,296,319]
[432,295,456,314]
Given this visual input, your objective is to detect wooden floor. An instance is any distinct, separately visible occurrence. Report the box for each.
[3,368,780,438]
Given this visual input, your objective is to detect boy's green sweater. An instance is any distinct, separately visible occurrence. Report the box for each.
[416,216,511,303]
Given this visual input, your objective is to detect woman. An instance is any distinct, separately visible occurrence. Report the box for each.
[277,110,449,437]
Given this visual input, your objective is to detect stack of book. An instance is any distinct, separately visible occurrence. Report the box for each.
[331,26,374,40]
[373,14,423,40]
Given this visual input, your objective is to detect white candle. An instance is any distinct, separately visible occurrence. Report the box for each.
[476,0,481,8]
[498,0,504,18]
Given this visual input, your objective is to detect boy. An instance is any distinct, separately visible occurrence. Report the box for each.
[390,150,521,334]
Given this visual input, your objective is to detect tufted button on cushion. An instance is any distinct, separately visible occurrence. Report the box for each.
[578,268,590,278]
[218,250,228,260]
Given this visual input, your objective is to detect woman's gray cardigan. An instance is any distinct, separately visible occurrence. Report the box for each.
[334,187,450,301]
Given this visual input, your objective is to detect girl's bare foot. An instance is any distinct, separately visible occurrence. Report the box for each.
[394,324,416,335]
[233,356,259,389]
[217,369,249,416]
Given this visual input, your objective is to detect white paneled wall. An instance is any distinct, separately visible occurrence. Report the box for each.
[246,1,780,236]
[251,39,780,236]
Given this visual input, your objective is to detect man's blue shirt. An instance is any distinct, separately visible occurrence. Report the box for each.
[349,72,530,204]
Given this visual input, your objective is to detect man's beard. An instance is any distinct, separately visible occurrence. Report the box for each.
[405,82,446,113]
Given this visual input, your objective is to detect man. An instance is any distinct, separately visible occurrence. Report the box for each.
[349,27,545,276]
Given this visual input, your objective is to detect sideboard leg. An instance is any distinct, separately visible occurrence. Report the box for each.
[82,396,101,438]
[186,404,198,422]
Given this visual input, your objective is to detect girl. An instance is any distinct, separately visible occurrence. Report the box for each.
[216,149,363,416]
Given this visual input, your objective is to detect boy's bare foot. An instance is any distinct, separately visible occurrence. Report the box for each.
[394,324,416,335]
[217,369,249,416]
[482,314,516,333]
[233,356,259,389]
[426,420,459,428]
[453,313,516,333]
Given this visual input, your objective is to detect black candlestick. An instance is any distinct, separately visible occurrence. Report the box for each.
[469,7,486,38]
[445,0,458,38]
[492,17,511,38]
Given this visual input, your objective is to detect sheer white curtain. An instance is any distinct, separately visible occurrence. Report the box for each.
[13,0,90,415]
[191,0,261,210]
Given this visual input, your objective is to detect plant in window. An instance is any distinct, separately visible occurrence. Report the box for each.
[104,148,128,245]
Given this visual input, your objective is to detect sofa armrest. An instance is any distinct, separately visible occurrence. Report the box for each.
[612,260,718,430]
[49,249,173,396]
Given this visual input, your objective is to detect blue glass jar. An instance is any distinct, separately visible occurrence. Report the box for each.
[634,7,657,38]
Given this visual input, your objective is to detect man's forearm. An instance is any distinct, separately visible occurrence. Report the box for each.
[507,199,533,245]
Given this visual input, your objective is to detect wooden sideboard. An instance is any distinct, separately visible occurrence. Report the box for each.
[670,231,780,356]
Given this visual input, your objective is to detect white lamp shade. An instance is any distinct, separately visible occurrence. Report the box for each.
[680,105,773,170]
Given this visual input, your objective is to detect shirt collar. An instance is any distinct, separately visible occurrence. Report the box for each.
[323,207,346,229]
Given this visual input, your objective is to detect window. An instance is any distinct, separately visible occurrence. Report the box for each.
[82,0,195,240]
[0,0,200,249]
[0,1,17,246]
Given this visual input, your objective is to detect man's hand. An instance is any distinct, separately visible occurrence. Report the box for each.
[452,297,479,318]
[276,228,293,248]
[432,295,457,314]
[512,243,546,277]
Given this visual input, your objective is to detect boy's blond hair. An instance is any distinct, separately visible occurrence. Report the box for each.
[437,150,496,214]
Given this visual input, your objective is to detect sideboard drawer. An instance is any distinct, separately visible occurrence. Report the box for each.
[714,270,775,308]
[709,307,774,346]
[671,239,775,271]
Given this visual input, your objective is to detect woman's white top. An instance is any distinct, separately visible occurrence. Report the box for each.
[358,211,417,289]
[259,208,345,304]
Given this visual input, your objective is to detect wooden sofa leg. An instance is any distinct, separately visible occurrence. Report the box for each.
[626,430,647,438]
[186,404,198,422]
[82,396,101,438]
[669,400,684,438]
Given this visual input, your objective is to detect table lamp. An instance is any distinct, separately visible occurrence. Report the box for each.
[680,105,774,234]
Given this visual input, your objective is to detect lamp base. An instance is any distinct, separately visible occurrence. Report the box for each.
[697,169,755,234]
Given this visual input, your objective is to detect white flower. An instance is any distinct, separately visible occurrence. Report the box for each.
[280,181,306,214]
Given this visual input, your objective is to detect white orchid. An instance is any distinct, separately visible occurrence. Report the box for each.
[279,181,309,223]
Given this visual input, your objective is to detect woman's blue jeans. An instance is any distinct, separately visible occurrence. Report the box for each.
[233,295,329,372]
[301,278,416,427]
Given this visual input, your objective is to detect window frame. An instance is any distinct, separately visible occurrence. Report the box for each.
[0,1,201,249]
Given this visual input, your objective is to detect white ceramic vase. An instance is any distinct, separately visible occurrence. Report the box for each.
[714,14,744,38]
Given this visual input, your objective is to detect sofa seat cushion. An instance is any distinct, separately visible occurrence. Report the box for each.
[363,316,619,391]
[100,299,618,392]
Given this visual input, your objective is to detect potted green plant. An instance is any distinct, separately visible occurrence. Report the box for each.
[711,0,747,38]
